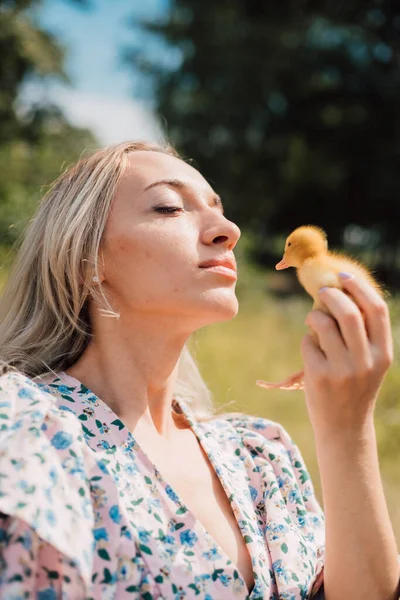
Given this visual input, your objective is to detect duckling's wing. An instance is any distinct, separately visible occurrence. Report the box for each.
[328,252,386,298]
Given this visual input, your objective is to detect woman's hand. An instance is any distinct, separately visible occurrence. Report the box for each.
[301,273,393,436]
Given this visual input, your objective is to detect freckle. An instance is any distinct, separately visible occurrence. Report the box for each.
[116,239,127,250]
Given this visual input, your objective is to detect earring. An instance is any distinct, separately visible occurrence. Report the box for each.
[93,276,100,283]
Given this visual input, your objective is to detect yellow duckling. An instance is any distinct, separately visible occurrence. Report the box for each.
[256,225,385,391]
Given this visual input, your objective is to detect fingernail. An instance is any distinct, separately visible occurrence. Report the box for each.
[318,286,329,293]
[338,272,354,279]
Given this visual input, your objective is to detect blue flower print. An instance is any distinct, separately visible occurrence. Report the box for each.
[37,588,58,600]
[17,479,29,491]
[57,385,73,395]
[194,573,212,590]
[17,387,34,400]
[51,431,73,450]
[19,529,33,550]
[11,419,23,431]
[148,497,161,510]
[165,485,180,503]
[97,459,110,474]
[179,529,198,547]
[58,404,75,414]
[96,439,111,450]
[277,475,286,489]
[137,527,151,543]
[298,514,306,527]
[30,410,43,420]
[109,505,121,524]
[45,509,56,526]
[249,485,258,501]
[121,527,132,540]
[202,546,222,561]
[93,527,109,541]
[86,395,99,404]
[267,522,287,541]
[123,462,139,475]
[272,559,291,584]
[122,439,136,453]
[219,573,230,587]
[252,419,269,430]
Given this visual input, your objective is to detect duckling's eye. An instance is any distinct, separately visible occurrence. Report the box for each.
[288,242,291,247]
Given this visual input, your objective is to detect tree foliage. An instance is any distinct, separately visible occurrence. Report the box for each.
[0,0,97,245]
[128,0,400,283]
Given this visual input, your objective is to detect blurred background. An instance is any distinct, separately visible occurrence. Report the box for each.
[0,0,399,544]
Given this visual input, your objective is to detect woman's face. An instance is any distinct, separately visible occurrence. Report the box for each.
[98,150,241,329]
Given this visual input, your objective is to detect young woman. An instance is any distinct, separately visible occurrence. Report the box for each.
[0,141,398,600]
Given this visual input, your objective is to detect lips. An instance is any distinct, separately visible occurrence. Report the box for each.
[199,257,237,273]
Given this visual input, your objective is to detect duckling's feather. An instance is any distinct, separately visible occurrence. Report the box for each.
[297,251,385,303]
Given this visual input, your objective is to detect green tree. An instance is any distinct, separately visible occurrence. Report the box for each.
[0,0,88,142]
[127,0,400,284]
[0,0,97,245]
[0,108,96,245]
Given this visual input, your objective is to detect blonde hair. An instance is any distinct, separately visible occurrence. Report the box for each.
[0,140,226,421]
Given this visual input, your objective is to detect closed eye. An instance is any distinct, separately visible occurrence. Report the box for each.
[153,206,183,214]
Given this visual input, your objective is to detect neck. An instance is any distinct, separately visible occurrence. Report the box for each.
[300,252,325,266]
[65,308,194,439]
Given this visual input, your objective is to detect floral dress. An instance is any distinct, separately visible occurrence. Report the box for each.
[0,370,325,599]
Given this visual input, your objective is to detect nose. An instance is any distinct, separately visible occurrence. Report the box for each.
[204,213,241,250]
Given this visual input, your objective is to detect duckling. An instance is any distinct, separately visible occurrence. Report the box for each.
[256,225,385,391]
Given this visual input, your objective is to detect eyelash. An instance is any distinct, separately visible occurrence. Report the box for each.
[154,205,183,214]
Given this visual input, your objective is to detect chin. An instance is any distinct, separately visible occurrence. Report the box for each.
[178,288,239,324]
[205,295,239,322]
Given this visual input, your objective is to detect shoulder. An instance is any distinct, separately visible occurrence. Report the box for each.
[0,370,95,585]
[0,370,88,451]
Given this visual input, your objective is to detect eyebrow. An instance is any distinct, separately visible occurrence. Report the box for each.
[144,178,224,214]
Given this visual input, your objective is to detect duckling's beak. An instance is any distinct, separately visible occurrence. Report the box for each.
[275,258,289,270]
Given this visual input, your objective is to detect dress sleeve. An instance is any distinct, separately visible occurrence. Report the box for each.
[0,372,95,598]
[221,411,325,598]
[0,512,87,598]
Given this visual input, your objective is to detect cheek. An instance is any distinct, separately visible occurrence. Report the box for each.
[104,225,192,287]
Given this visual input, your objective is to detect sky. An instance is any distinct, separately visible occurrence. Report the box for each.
[23,0,171,144]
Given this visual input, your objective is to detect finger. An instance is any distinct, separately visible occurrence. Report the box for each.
[334,274,392,352]
[306,309,351,368]
[301,332,327,377]
[316,287,370,364]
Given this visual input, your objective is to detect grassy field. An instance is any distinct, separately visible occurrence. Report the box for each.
[1,241,399,548]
